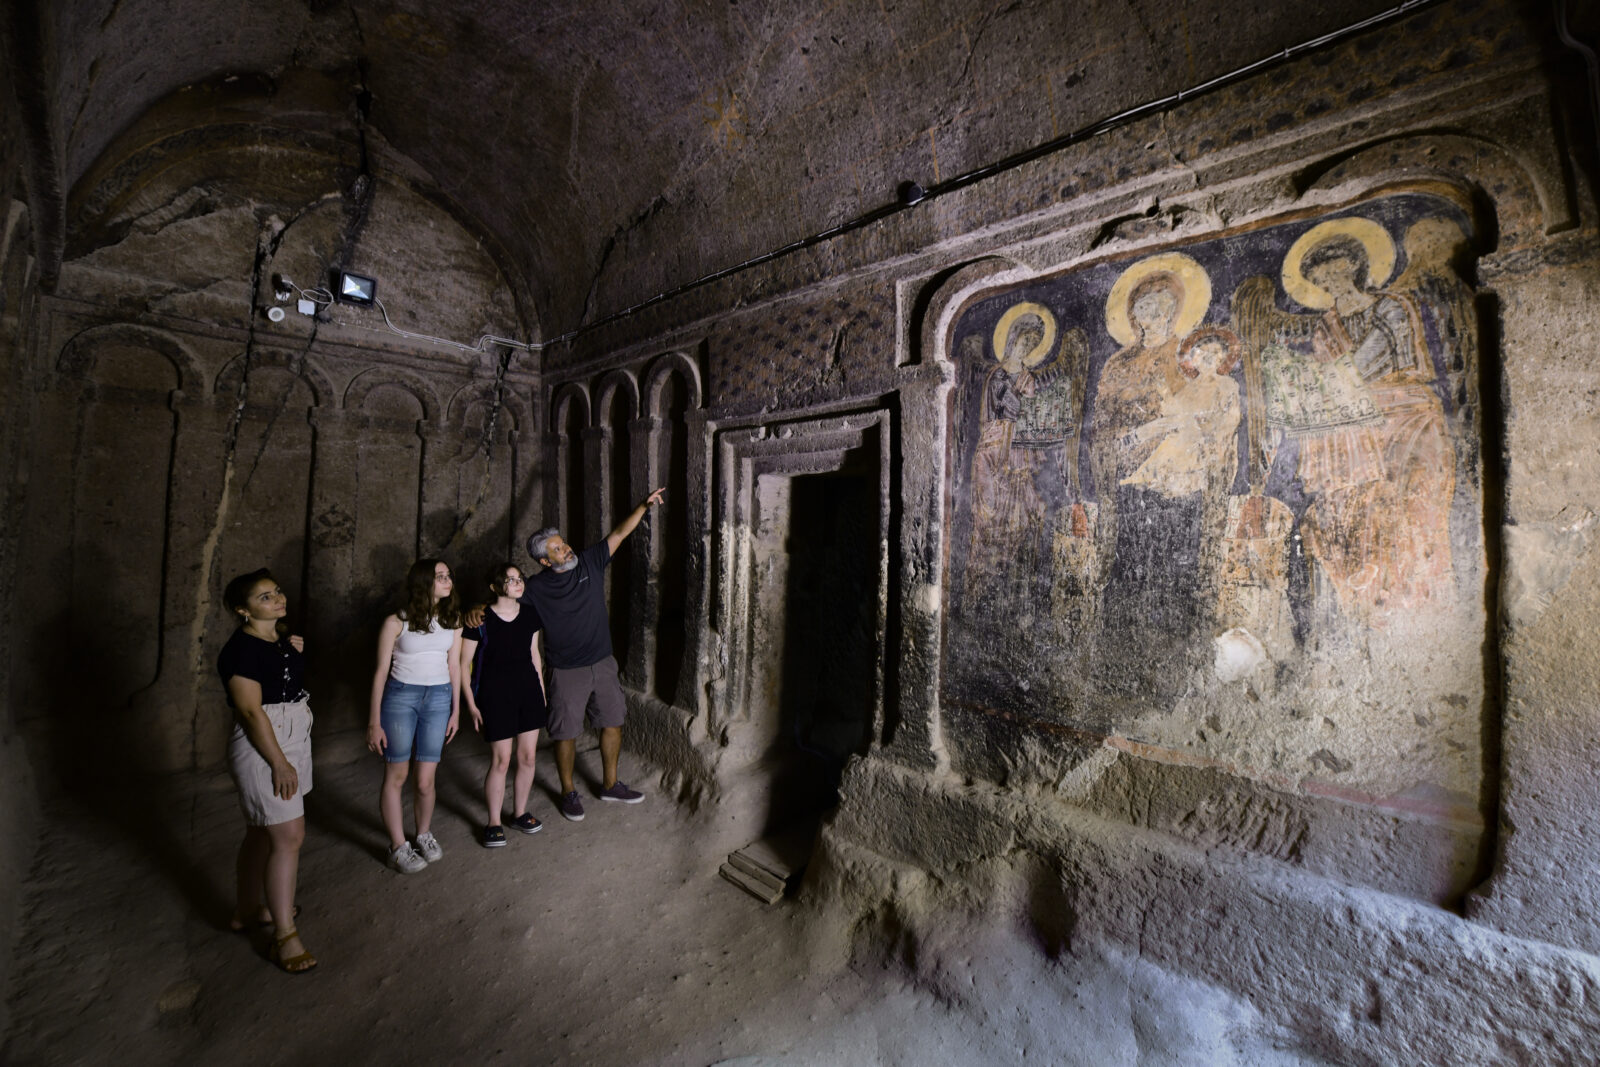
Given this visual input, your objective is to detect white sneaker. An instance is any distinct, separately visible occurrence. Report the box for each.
[415,831,443,864]
[388,842,427,874]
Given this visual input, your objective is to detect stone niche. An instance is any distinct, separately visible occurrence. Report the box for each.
[708,406,893,816]
[939,183,1491,903]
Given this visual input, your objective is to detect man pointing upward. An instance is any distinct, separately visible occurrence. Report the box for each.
[516,487,665,822]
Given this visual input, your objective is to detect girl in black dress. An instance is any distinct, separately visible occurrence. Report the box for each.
[459,563,548,847]
[217,568,317,974]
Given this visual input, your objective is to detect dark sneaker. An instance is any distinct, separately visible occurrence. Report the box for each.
[599,781,645,804]
[509,812,543,834]
[559,791,585,822]
[481,825,507,848]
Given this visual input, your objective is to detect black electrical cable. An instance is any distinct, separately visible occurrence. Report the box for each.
[544,0,1448,347]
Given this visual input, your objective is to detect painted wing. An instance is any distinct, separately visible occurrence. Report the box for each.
[1393,219,1477,416]
[1230,275,1312,491]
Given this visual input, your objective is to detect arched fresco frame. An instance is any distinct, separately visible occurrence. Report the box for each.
[939,180,1492,757]
[915,141,1561,900]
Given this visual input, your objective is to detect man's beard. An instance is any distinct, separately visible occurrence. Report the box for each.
[551,558,578,573]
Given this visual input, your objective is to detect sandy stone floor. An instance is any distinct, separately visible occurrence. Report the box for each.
[2,732,1320,1066]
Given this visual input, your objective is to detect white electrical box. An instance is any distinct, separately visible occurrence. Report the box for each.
[297,299,316,316]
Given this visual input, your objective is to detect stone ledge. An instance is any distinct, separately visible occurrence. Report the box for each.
[817,757,1600,1064]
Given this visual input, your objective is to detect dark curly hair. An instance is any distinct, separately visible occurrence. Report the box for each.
[398,558,461,633]
[222,568,290,637]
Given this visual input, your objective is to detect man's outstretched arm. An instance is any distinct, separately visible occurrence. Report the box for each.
[606,487,666,556]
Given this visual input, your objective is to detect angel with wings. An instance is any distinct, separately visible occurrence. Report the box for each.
[1232,215,1468,626]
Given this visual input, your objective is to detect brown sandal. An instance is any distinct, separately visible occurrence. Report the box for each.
[271,928,318,975]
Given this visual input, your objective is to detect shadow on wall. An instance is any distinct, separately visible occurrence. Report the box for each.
[309,507,522,730]
[16,506,530,929]
[304,541,414,724]
[29,615,228,931]
[32,483,526,789]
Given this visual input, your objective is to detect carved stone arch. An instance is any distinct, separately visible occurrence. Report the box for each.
[1293,130,1564,249]
[445,379,525,435]
[213,348,334,408]
[55,323,204,394]
[642,351,702,414]
[550,381,591,430]
[344,367,442,423]
[915,256,1027,367]
[593,370,640,428]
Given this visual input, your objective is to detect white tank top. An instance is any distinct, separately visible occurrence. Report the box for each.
[390,617,456,685]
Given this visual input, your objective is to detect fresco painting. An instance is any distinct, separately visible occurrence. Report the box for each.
[943,190,1484,797]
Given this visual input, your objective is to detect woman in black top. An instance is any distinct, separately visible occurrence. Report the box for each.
[459,563,547,847]
[217,568,317,974]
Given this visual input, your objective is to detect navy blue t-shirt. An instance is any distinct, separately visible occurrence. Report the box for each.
[520,541,612,670]
[217,628,307,708]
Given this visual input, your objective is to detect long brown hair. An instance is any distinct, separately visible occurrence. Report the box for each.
[398,558,460,633]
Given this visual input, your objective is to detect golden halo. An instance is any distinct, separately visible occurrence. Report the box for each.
[991,301,1058,369]
[1104,252,1211,347]
[1281,217,1397,310]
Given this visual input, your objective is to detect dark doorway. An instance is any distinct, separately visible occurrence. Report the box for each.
[764,468,880,835]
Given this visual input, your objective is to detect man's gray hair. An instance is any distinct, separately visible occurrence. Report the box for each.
[527,527,562,562]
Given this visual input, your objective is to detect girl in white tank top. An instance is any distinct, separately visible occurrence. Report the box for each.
[367,559,463,873]
[388,618,456,685]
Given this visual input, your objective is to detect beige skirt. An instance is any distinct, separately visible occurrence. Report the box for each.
[227,698,314,826]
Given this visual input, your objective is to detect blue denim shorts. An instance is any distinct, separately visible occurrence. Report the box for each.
[380,678,452,763]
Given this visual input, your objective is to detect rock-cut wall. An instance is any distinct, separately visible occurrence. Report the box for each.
[0,50,44,1035]
[549,0,1600,1059]
[5,78,545,778]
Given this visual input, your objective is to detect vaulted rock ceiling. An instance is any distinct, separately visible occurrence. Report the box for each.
[15,0,1500,337]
